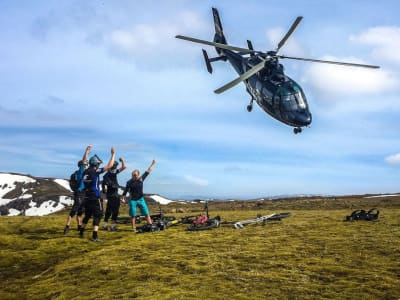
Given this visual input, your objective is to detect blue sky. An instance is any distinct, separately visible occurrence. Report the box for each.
[1,0,400,199]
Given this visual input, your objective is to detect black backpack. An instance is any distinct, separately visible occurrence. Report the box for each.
[69,171,80,192]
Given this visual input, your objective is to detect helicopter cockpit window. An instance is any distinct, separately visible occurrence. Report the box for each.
[281,94,297,111]
[291,84,307,109]
[295,92,306,109]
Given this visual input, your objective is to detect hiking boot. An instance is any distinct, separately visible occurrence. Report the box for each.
[63,226,70,234]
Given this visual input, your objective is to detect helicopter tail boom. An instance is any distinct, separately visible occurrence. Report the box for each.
[202,49,227,74]
[212,7,227,54]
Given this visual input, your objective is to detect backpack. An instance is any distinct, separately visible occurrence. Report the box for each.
[69,171,80,192]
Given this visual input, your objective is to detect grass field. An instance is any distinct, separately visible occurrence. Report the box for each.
[0,200,399,299]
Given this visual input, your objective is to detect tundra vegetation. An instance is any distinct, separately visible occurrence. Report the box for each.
[0,196,399,299]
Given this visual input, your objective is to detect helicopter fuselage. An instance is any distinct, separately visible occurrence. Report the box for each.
[222,49,312,129]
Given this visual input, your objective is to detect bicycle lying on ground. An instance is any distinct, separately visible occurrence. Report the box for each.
[186,201,221,231]
[116,204,178,230]
[345,208,379,221]
[233,212,291,229]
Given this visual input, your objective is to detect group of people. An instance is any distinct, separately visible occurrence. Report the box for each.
[64,145,156,241]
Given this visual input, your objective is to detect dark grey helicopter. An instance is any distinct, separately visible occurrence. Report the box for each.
[176,8,379,134]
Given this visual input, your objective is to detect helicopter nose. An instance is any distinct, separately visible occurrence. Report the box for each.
[295,112,312,126]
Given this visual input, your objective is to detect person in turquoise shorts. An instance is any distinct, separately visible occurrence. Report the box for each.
[121,160,156,232]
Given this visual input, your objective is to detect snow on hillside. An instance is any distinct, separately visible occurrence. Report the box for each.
[53,179,72,192]
[364,194,400,198]
[149,194,175,204]
[0,173,36,199]
[0,173,73,216]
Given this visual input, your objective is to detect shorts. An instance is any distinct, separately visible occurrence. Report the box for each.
[128,197,149,217]
[69,191,85,217]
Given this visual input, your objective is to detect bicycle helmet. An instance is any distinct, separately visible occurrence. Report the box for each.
[89,155,102,166]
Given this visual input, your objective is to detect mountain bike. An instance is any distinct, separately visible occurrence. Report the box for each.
[186,201,221,231]
[233,212,291,229]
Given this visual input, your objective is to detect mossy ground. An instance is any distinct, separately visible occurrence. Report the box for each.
[0,202,399,299]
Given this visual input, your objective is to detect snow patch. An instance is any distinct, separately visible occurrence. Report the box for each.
[25,200,65,216]
[54,179,72,192]
[0,173,36,198]
[8,209,21,216]
[149,194,174,205]
[364,194,400,198]
[0,198,14,206]
[59,196,73,206]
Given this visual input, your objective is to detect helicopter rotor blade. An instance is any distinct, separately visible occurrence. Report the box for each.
[214,59,267,94]
[275,16,303,53]
[278,55,380,68]
[176,35,254,54]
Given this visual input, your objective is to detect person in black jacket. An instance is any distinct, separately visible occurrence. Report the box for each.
[101,157,126,231]
[122,160,156,232]
[79,147,116,242]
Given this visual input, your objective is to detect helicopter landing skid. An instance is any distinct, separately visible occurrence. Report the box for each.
[293,127,302,134]
[247,98,254,112]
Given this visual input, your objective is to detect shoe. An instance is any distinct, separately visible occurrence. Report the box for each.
[110,227,119,232]
[132,228,137,233]
[90,238,101,242]
[63,227,69,234]
[79,231,84,238]
[102,225,108,230]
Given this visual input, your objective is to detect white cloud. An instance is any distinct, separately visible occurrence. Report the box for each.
[350,26,400,65]
[302,56,398,99]
[184,175,208,186]
[106,11,207,58]
[385,153,400,165]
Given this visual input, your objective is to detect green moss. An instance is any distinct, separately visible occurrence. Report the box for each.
[0,206,399,299]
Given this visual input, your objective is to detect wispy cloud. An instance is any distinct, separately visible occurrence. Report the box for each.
[302,56,398,99]
[184,175,209,187]
[350,26,400,65]
[385,153,400,165]
[105,10,207,63]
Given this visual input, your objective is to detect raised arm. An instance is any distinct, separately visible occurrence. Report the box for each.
[118,157,127,173]
[103,147,116,171]
[146,159,156,173]
[82,145,92,163]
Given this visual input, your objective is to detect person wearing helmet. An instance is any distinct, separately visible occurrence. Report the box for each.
[63,145,91,234]
[121,159,156,232]
[79,147,116,242]
[101,157,126,231]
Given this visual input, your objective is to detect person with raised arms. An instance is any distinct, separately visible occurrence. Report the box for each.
[122,160,156,233]
[79,147,116,242]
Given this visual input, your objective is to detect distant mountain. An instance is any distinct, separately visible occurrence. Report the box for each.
[0,172,73,216]
[0,172,177,216]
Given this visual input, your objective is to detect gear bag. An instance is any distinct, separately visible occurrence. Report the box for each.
[69,171,80,192]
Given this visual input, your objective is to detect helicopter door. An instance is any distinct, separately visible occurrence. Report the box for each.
[273,94,281,119]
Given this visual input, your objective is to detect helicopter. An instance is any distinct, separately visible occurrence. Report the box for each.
[176,8,380,134]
